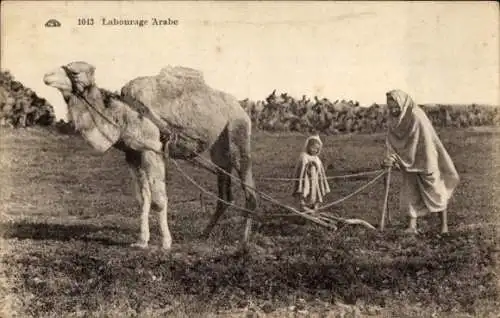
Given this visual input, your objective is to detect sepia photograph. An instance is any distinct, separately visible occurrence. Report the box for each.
[0,1,499,317]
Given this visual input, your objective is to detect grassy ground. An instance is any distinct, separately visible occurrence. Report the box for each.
[0,127,499,317]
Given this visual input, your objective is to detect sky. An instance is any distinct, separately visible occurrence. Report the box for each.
[1,1,499,120]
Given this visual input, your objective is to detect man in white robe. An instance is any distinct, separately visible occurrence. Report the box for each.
[383,89,460,234]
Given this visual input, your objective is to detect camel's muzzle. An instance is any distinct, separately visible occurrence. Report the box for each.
[43,68,72,92]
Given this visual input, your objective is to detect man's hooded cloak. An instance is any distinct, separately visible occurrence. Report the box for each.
[386,89,460,214]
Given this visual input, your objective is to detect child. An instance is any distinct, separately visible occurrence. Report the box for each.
[293,135,331,212]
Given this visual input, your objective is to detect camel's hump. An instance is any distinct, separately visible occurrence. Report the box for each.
[158,66,205,84]
[122,66,209,101]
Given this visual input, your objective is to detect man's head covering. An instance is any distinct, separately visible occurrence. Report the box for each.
[386,89,417,134]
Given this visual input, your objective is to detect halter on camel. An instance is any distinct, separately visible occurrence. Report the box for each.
[61,65,125,141]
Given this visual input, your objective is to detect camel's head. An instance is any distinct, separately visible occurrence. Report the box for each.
[43,61,96,96]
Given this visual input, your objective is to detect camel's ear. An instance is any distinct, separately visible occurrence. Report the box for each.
[82,65,96,87]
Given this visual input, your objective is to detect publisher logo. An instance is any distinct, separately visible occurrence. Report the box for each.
[45,19,62,28]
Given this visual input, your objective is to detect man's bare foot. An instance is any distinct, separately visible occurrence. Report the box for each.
[162,240,172,250]
[405,217,418,234]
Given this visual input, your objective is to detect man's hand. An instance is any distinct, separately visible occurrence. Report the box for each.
[382,154,398,168]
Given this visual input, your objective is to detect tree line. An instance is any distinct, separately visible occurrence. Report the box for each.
[240,90,500,134]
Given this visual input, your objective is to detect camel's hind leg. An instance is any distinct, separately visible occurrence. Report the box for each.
[231,119,258,248]
[202,127,233,238]
[201,167,232,238]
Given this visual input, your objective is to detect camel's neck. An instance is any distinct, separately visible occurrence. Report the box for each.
[66,85,107,111]
[66,86,122,153]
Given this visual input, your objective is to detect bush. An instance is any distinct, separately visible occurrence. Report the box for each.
[0,70,56,128]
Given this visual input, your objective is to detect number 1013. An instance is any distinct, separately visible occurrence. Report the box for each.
[77,18,95,26]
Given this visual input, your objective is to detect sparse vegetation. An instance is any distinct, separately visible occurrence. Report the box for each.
[0,127,498,317]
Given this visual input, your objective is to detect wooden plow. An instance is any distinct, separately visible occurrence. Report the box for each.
[172,155,393,232]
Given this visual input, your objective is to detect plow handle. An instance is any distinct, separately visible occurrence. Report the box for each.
[379,167,392,231]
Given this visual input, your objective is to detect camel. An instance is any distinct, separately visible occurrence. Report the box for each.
[43,61,258,250]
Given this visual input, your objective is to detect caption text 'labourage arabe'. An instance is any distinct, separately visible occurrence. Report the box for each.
[77,17,179,27]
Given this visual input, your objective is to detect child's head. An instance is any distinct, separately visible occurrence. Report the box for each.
[305,136,322,156]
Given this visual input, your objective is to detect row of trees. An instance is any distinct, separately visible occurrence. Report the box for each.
[0,71,56,128]
[240,90,500,133]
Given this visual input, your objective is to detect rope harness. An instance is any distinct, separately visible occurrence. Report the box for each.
[63,65,391,231]
[175,154,388,230]
[62,65,129,146]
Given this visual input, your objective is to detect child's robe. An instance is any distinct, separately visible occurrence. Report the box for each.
[293,135,331,207]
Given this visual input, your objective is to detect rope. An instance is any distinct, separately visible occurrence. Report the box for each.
[83,97,125,146]
[172,159,337,229]
[258,169,383,182]
[173,159,340,228]
[317,170,387,211]
[79,93,122,130]
[65,72,131,150]
[192,153,387,215]
[171,159,259,216]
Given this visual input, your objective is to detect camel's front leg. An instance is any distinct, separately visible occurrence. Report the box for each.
[129,164,151,249]
[150,181,171,250]
[144,151,172,250]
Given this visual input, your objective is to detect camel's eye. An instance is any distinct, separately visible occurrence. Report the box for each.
[62,66,79,79]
